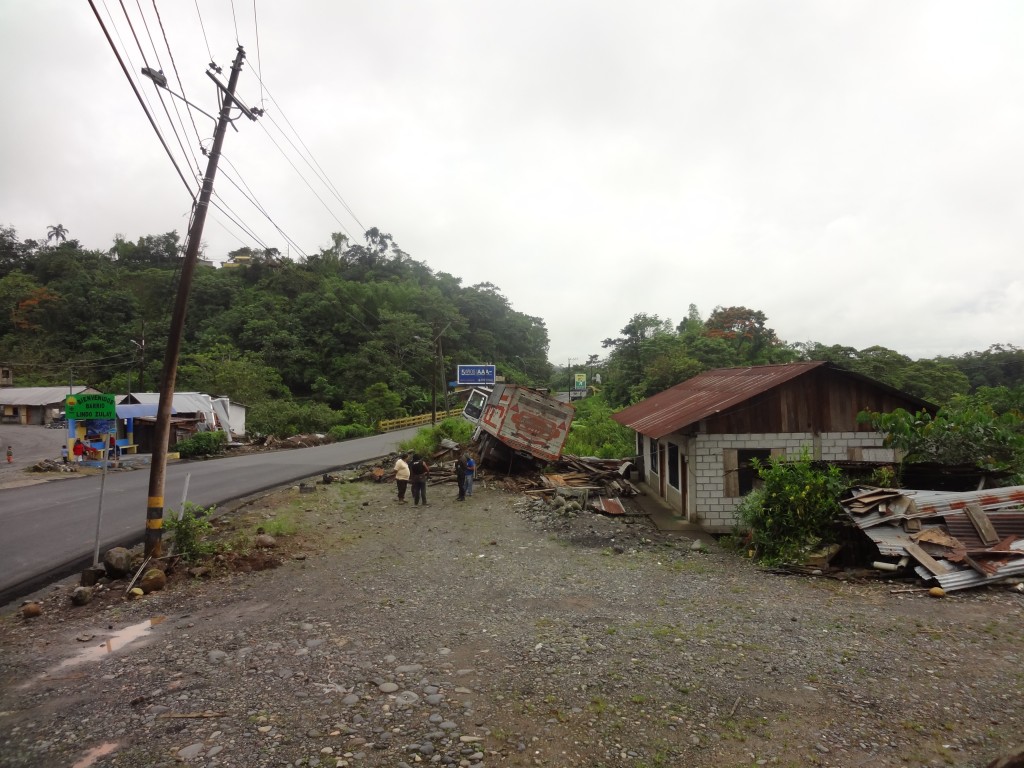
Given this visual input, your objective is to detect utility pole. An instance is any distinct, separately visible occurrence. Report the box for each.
[144,46,257,557]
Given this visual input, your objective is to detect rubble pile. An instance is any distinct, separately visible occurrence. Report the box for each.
[842,485,1024,592]
[30,458,77,473]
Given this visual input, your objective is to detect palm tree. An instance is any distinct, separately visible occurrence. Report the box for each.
[46,224,68,245]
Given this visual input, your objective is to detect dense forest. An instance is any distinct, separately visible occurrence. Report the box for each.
[2,223,1021,435]
[0,224,550,432]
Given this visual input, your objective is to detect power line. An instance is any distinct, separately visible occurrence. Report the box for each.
[151,0,207,170]
[88,0,196,198]
[116,0,199,179]
[193,0,215,65]
[249,70,366,234]
[217,164,309,258]
[209,197,272,251]
[252,0,264,107]
[229,0,240,44]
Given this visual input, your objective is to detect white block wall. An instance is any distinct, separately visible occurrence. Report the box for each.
[691,431,894,531]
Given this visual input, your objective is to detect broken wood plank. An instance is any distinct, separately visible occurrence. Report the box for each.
[964,502,1000,546]
[902,542,949,576]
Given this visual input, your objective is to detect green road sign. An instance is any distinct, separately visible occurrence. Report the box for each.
[574,373,587,390]
[65,393,117,420]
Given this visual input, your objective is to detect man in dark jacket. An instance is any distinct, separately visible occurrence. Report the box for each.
[410,454,430,506]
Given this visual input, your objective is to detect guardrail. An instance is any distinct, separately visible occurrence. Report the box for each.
[378,408,464,433]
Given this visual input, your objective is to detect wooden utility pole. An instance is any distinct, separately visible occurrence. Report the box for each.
[144,46,256,557]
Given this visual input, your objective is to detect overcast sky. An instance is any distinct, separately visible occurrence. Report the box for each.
[1,1,1021,366]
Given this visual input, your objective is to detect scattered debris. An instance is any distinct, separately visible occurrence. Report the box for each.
[842,485,1024,592]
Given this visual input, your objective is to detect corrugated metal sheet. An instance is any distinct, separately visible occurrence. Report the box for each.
[0,386,96,406]
[120,392,213,414]
[845,486,1024,592]
[611,362,824,439]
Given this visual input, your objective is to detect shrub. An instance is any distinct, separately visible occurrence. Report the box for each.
[564,395,634,458]
[329,423,374,440]
[736,450,846,566]
[166,502,216,561]
[173,430,227,458]
[400,418,474,457]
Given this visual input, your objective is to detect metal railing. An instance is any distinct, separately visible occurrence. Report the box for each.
[378,408,464,433]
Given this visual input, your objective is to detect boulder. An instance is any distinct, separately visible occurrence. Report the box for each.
[70,586,94,606]
[140,568,167,594]
[255,533,277,549]
[103,547,133,577]
[22,602,42,619]
[128,587,144,599]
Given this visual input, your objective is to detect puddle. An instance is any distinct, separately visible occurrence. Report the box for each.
[31,616,166,683]
[71,741,119,768]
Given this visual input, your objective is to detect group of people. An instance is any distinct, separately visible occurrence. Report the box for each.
[393,451,476,505]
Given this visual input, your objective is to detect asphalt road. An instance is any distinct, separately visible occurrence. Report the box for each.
[0,427,418,606]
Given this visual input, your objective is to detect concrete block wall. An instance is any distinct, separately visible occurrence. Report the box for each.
[692,432,892,530]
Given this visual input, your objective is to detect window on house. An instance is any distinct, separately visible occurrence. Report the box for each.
[723,448,773,497]
[738,449,772,495]
[648,437,658,474]
[668,443,679,489]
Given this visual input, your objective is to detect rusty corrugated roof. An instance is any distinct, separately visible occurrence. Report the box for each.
[611,362,826,439]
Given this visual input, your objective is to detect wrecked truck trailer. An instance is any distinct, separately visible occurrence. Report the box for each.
[472,384,575,467]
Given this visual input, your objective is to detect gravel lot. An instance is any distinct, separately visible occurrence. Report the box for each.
[1,470,1022,768]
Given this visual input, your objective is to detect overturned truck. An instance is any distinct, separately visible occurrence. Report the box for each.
[470,384,575,469]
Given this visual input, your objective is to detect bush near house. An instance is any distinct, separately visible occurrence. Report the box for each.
[173,430,227,458]
[736,450,846,566]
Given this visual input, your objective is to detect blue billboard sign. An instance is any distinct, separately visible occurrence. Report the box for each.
[457,364,496,385]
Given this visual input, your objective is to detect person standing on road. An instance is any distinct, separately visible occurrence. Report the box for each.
[5,445,12,464]
[455,454,468,501]
[394,452,410,503]
[410,453,430,506]
[464,454,476,497]
[73,438,85,463]
[60,444,69,464]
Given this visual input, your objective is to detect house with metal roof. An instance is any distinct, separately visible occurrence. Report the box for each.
[612,362,934,532]
[0,386,98,426]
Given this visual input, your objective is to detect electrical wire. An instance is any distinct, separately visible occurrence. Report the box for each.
[254,120,355,242]
[217,165,309,258]
[209,197,272,251]
[252,0,265,108]
[249,70,366,234]
[116,0,199,181]
[193,0,215,66]
[229,0,240,44]
[151,0,208,169]
[88,0,196,198]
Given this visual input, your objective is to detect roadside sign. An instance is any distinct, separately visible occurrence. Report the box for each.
[574,373,587,390]
[65,393,117,420]
[457,365,496,385]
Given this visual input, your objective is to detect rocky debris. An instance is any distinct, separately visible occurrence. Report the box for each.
[29,458,78,473]
[103,546,133,577]
[70,586,94,606]
[139,568,166,594]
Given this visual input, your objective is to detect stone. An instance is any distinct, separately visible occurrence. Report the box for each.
[255,533,278,549]
[70,586,94,606]
[80,565,105,586]
[103,546,133,577]
[176,742,204,760]
[929,587,946,598]
[21,602,42,619]
[379,682,399,693]
[129,587,144,599]
[690,539,705,552]
[140,568,166,594]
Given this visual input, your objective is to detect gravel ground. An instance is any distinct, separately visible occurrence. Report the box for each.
[1,470,1022,768]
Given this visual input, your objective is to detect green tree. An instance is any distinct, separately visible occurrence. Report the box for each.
[46,224,68,245]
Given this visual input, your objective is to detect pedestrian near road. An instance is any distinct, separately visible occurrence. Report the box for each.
[455,454,468,501]
[394,452,410,503]
[73,438,85,463]
[464,454,476,496]
[60,444,68,464]
[5,445,12,464]
[409,454,430,506]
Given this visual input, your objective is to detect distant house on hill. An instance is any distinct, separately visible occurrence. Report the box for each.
[0,385,98,426]
[612,362,934,532]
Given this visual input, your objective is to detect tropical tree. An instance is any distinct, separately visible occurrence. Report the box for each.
[46,224,68,245]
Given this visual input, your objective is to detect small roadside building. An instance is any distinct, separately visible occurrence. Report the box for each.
[612,362,934,532]
[0,386,98,426]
